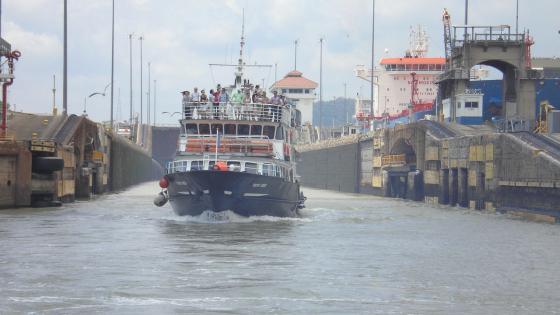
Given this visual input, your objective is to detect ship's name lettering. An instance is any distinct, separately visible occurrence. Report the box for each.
[252,183,268,188]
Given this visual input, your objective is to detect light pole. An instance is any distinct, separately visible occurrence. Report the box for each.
[370,0,375,128]
[129,33,134,124]
[63,0,67,115]
[110,0,115,131]
[343,82,347,123]
[294,39,298,70]
[319,38,324,135]
[52,74,57,115]
[515,0,519,35]
[153,79,157,126]
[465,0,469,25]
[147,61,151,125]
[139,36,143,125]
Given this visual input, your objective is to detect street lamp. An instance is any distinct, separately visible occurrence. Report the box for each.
[139,36,144,125]
[161,111,181,116]
[129,33,134,124]
[83,93,104,116]
[110,0,115,131]
[82,83,111,116]
[319,37,324,135]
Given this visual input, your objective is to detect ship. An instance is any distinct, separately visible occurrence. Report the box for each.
[355,25,445,130]
[154,14,305,217]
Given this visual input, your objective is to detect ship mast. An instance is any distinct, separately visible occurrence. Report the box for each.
[234,9,245,88]
[208,9,271,89]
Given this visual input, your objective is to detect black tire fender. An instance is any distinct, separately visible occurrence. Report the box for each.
[32,157,64,173]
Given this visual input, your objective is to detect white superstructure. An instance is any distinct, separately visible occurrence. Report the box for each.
[355,25,445,118]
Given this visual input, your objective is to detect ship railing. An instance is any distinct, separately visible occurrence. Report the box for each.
[166,159,288,178]
[181,102,291,125]
[182,134,275,156]
[452,25,524,47]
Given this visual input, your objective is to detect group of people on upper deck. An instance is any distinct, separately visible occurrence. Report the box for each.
[180,83,288,121]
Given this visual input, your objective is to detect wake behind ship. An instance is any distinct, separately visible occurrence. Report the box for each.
[154,17,305,217]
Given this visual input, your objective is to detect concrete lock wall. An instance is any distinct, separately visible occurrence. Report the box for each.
[110,135,164,191]
[0,142,31,208]
[359,139,378,194]
[297,121,560,219]
[297,142,360,193]
[495,133,560,214]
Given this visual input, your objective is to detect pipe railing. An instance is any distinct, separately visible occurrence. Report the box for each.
[166,159,286,177]
[452,25,524,47]
[181,102,290,125]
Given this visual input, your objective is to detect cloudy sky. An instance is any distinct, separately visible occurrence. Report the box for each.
[3,0,559,124]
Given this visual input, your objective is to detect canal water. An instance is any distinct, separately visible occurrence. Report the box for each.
[1,183,560,314]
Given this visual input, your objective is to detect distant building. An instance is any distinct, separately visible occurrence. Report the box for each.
[271,70,318,125]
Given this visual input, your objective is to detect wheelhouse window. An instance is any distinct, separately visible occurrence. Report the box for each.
[185,123,198,134]
[191,161,203,171]
[244,162,258,174]
[238,124,249,136]
[275,126,284,140]
[175,160,188,172]
[225,124,236,135]
[211,124,223,134]
[263,126,275,139]
[250,125,262,136]
[199,124,210,134]
[262,163,273,176]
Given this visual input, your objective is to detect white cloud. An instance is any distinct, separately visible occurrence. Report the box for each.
[1,0,559,124]
[3,21,61,57]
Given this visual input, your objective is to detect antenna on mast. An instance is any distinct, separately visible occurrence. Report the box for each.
[234,9,245,88]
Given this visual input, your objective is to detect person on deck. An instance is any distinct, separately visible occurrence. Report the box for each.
[219,87,229,103]
[270,90,282,122]
[242,89,252,120]
[200,90,209,119]
[211,89,220,118]
[230,89,243,119]
[181,90,191,118]
[191,87,200,103]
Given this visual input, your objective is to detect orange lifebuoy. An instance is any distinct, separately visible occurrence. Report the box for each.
[214,161,228,171]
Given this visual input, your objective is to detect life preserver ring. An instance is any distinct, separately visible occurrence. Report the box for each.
[213,161,228,171]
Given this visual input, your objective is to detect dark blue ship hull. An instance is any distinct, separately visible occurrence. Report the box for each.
[165,171,302,217]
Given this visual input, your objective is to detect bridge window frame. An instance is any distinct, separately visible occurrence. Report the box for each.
[199,123,210,134]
